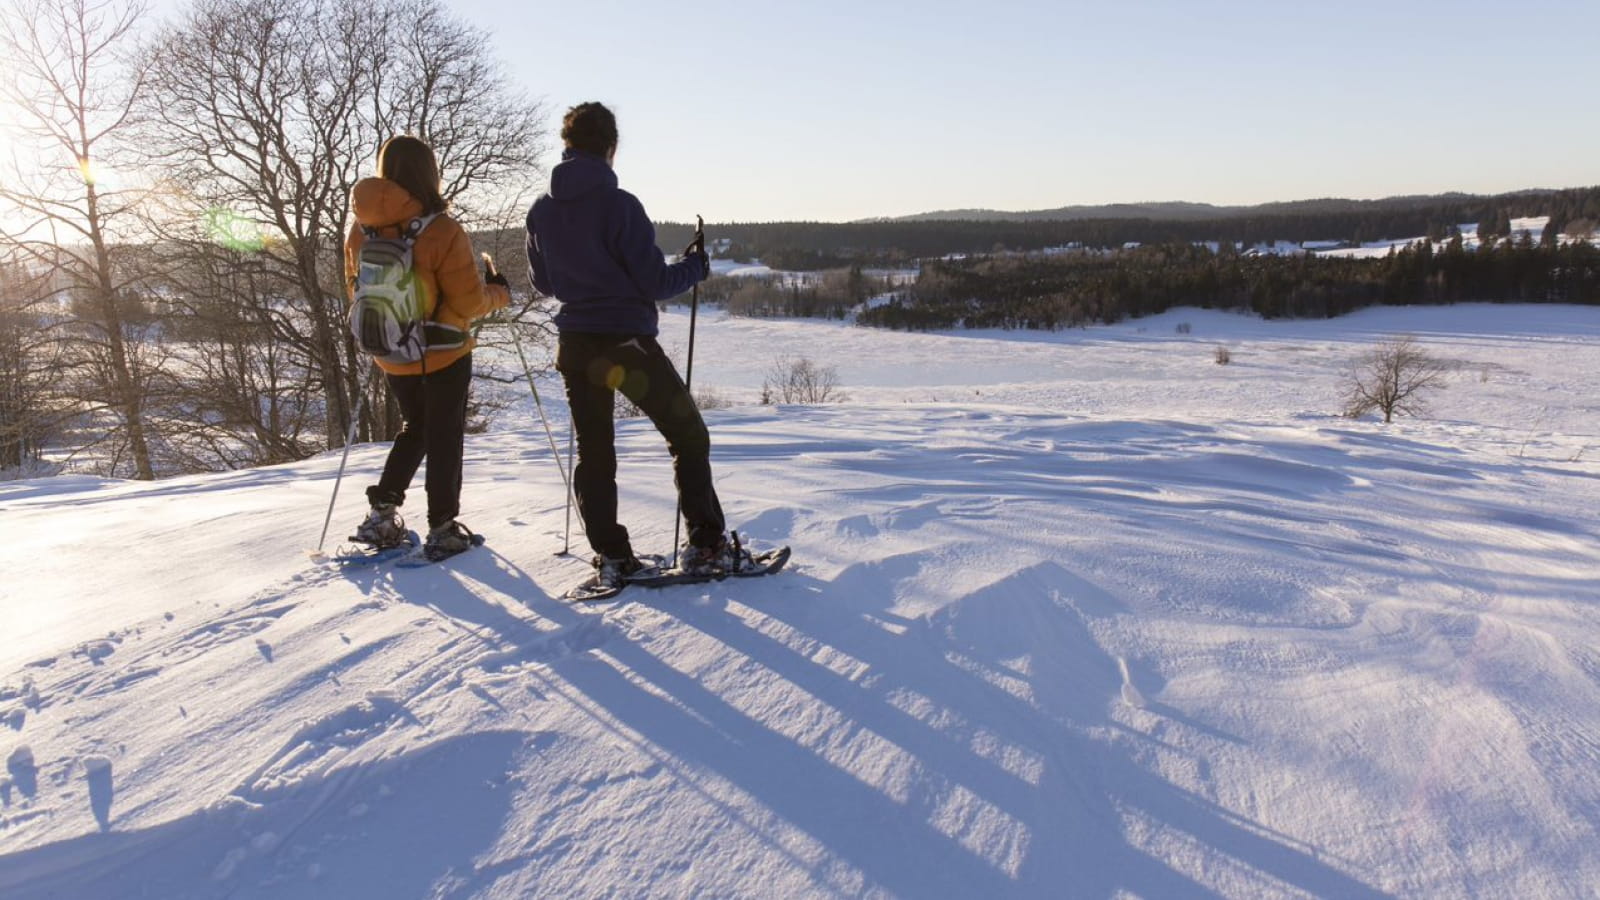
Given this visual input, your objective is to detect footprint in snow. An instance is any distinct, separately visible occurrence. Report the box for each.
[77,640,117,665]
[6,745,38,799]
[0,676,43,712]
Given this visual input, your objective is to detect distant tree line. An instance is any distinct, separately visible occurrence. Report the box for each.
[662,187,1600,270]
[856,239,1600,331]
[702,267,896,320]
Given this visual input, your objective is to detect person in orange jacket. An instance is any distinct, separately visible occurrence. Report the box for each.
[344,135,510,560]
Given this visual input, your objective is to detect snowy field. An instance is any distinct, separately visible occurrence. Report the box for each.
[2,304,1599,898]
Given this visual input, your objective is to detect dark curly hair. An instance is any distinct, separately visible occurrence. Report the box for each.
[561,102,619,157]
[377,135,447,215]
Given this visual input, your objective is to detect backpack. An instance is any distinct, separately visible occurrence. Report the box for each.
[348,213,465,365]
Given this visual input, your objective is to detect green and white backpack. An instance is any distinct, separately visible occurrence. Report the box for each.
[348,213,465,365]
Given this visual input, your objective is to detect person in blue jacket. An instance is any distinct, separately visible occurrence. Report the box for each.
[526,101,732,585]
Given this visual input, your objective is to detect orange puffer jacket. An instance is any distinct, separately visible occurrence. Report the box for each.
[344,177,510,376]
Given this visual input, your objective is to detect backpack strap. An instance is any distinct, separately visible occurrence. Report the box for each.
[404,212,461,349]
[358,211,440,243]
[403,212,440,243]
[422,322,469,350]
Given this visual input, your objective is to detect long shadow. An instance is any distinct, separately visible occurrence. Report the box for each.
[446,555,1014,895]
[694,561,1393,898]
[534,616,1028,897]
[441,530,1393,895]
[85,759,113,832]
[0,731,527,900]
[396,554,1031,895]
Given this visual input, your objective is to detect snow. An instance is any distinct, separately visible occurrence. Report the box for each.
[1317,239,1417,259]
[709,259,775,278]
[2,304,1599,898]
[1316,216,1592,259]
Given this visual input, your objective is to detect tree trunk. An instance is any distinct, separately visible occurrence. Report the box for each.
[85,178,155,479]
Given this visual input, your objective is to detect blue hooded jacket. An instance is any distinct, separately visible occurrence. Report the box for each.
[526,149,705,336]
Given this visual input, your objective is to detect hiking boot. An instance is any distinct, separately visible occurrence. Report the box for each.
[351,503,407,548]
[679,532,752,576]
[423,520,477,561]
[592,552,649,588]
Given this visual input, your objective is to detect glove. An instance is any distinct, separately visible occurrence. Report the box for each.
[481,252,509,287]
[682,238,710,281]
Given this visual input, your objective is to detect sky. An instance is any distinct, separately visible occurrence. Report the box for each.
[122,0,1600,222]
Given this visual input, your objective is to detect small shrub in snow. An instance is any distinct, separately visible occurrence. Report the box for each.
[693,387,733,412]
[1342,335,1447,424]
[1175,322,1192,335]
[763,354,846,405]
[1214,346,1231,365]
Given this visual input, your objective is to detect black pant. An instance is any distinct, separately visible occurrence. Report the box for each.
[368,353,472,529]
[557,332,725,558]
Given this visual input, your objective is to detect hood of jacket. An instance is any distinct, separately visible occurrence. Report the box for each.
[350,177,425,229]
[547,149,617,202]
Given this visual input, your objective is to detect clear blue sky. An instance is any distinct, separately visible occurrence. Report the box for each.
[173,0,1600,222]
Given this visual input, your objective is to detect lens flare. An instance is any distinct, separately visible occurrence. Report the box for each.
[204,207,265,252]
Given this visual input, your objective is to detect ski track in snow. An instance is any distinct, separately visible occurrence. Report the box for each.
[1,304,1599,898]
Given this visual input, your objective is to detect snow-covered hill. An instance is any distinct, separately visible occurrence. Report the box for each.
[3,305,1599,898]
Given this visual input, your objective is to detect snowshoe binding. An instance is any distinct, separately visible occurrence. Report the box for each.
[678,531,755,577]
[564,552,665,602]
[350,503,408,550]
[416,520,482,563]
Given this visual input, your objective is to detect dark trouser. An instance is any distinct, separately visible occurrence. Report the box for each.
[557,332,725,559]
[367,353,472,529]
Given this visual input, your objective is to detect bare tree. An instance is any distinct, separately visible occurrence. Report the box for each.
[762,354,846,405]
[1343,335,1448,424]
[0,0,161,477]
[139,0,370,449]
[138,0,546,450]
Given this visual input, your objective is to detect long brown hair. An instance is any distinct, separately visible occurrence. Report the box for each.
[377,135,447,215]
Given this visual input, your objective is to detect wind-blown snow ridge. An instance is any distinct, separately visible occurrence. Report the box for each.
[2,307,1599,898]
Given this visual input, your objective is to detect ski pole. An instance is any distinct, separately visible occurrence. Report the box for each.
[510,326,577,556]
[672,215,705,568]
[482,250,578,556]
[314,367,375,556]
[563,426,575,555]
